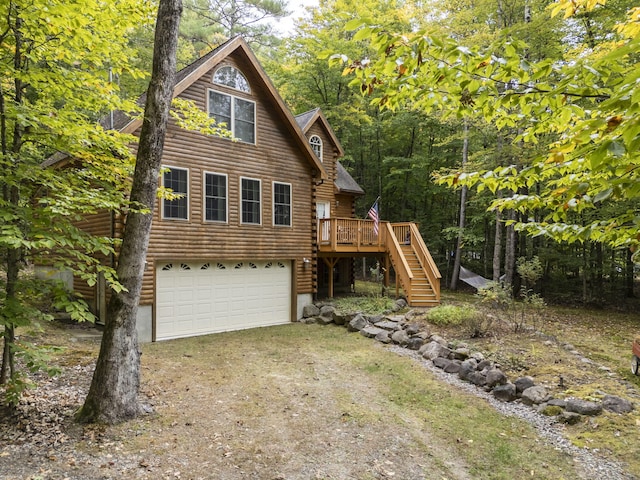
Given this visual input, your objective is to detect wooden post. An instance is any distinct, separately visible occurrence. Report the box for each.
[323,257,339,298]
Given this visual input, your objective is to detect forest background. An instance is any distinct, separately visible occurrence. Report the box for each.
[155,0,638,307]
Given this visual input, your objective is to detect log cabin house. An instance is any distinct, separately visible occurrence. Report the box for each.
[45,36,441,342]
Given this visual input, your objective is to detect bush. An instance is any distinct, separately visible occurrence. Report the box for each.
[427,305,479,326]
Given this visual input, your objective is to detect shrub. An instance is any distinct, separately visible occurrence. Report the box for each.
[427,305,478,326]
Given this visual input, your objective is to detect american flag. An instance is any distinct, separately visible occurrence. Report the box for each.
[368,199,379,235]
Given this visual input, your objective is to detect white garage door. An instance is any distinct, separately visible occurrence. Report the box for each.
[156,260,291,341]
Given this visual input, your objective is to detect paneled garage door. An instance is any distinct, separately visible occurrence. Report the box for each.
[156,260,291,341]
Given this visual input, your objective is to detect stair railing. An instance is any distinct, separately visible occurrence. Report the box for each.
[408,223,442,301]
[385,222,413,302]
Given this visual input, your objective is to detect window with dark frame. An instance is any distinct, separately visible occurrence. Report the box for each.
[241,177,261,224]
[204,173,227,222]
[162,167,188,220]
[273,182,291,226]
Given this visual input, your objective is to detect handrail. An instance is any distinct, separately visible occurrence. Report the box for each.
[384,222,413,299]
[409,223,442,299]
[318,218,386,251]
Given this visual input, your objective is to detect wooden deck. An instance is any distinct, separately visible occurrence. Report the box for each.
[317,218,442,306]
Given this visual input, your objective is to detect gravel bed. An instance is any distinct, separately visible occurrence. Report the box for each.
[390,345,636,480]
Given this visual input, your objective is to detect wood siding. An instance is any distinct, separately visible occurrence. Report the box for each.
[136,55,316,305]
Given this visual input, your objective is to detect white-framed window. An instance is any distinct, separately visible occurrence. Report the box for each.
[273,182,292,227]
[208,90,256,144]
[204,172,227,223]
[213,65,250,93]
[240,177,261,225]
[162,166,189,220]
[309,135,322,161]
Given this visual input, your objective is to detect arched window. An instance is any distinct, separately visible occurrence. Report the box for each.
[309,135,322,161]
[213,65,250,93]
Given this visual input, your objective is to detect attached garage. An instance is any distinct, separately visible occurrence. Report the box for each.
[155,260,292,341]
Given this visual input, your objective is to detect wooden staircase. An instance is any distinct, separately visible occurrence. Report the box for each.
[385,223,441,308]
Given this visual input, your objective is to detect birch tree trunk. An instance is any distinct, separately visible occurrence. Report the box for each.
[77,0,183,424]
[449,119,469,290]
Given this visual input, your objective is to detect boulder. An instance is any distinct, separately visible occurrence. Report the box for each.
[565,398,602,416]
[476,359,492,371]
[420,341,453,361]
[391,329,411,346]
[332,312,347,326]
[394,298,408,310]
[486,368,508,388]
[347,314,369,332]
[375,330,392,344]
[302,304,320,318]
[558,411,582,425]
[452,347,470,361]
[299,316,319,324]
[521,386,550,406]
[320,305,335,317]
[492,383,517,402]
[470,352,485,362]
[405,323,421,335]
[367,314,384,324]
[412,330,431,340]
[360,326,386,338]
[432,357,451,370]
[407,337,425,351]
[374,320,401,331]
[602,395,634,414]
[547,398,567,408]
[468,371,487,387]
[443,361,461,374]
[514,376,535,395]
[430,334,448,346]
[458,359,478,382]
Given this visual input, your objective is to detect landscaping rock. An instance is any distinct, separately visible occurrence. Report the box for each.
[375,330,392,344]
[602,395,634,414]
[468,372,487,387]
[391,329,410,346]
[558,411,582,425]
[302,304,320,318]
[394,298,408,310]
[367,314,384,324]
[458,359,478,382]
[347,314,368,332]
[332,312,347,326]
[521,386,550,406]
[443,361,461,374]
[470,352,485,362]
[430,334,448,346]
[407,337,425,351]
[547,398,567,408]
[361,326,386,339]
[420,341,452,361]
[486,368,508,388]
[452,347,470,361]
[432,357,451,370]
[565,398,602,416]
[412,330,431,340]
[514,376,535,395]
[492,383,517,402]
[374,320,401,331]
[299,316,319,324]
[405,323,421,335]
[476,359,492,371]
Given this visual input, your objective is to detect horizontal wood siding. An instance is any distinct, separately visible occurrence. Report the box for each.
[137,54,315,304]
[71,211,112,302]
[307,123,337,216]
[335,193,355,219]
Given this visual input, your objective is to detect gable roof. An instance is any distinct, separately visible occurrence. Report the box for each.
[295,109,363,196]
[48,37,327,179]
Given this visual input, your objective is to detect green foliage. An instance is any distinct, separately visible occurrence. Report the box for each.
[427,304,478,326]
[333,295,395,315]
[0,0,155,401]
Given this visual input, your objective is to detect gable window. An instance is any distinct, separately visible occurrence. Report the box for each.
[309,135,322,161]
[213,66,250,93]
[204,172,227,222]
[241,177,261,225]
[162,167,188,220]
[273,182,291,227]
[208,90,256,144]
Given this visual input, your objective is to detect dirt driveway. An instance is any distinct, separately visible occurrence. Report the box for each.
[0,321,622,479]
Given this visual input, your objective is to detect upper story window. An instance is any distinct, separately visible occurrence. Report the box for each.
[204,172,227,223]
[273,182,291,227]
[213,66,250,93]
[309,135,322,161]
[208,90,256,144]
[241,177,261,225]
[162,166,188,220]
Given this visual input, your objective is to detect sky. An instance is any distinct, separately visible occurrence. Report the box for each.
[274,0,319,36]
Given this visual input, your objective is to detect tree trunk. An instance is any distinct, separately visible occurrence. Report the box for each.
[503,209,517,290]
[77,0,183,424]
[450,119,469,290]
[492,192,503,282]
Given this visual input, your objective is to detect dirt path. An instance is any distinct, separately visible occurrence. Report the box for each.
[0,322,598,479]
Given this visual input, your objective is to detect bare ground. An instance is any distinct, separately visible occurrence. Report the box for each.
[1,305,639,480]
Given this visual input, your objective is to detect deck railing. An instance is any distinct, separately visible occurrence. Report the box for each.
[318,218,387,253]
